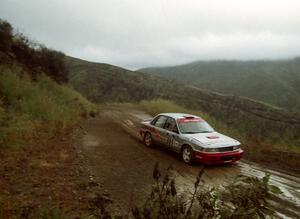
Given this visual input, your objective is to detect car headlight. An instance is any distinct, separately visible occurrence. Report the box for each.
[194,145,204,151]
[204,148,219,152]
[233,145,241,150]
[191,139,204,151]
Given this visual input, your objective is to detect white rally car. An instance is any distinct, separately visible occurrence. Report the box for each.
[139,113,243,165]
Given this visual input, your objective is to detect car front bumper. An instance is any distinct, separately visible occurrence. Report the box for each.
[194,149,243,164]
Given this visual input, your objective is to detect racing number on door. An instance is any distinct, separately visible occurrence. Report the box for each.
[167,134,179,150]
[167,135,174,147]
[164,117,179,149]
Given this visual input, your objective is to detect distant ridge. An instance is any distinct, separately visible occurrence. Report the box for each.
[139,57,300,112]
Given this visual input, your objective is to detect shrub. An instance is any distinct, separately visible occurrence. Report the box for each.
[131,164,281,219]
[0,18,68,84]
[36,46,69,83]
[0,20,13,52]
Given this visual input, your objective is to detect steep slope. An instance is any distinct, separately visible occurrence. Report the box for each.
[66,56,172,102]
[139,58,300,111]
[0,63,96,148]
[66,56,300,148]
[0,19,96,148]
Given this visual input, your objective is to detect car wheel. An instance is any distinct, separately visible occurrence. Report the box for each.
[144,132,153,147]
[181,145,195,165]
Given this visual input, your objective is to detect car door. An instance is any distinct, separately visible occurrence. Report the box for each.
[151,115,168,145]
[162,117,181,151]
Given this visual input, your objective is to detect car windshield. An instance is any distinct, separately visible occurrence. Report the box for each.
[178,120,214,134]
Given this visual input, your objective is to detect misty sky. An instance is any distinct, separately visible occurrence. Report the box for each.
[1,0,300,69]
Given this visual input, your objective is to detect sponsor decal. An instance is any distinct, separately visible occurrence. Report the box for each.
[177,118,204,123]
[206,136,219,139]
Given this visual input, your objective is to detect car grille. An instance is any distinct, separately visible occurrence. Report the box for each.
[218,146,233,152]
[221,155,234,161]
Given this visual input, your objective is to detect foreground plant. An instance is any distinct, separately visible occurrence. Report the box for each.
[132,163,282,219]
[0,163,281,219]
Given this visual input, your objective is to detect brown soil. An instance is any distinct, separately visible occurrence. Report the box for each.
[0,128,108,218]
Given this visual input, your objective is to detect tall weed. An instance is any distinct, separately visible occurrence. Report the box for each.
[131,164,281,219]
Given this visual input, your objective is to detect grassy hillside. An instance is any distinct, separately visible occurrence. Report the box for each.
[0,19,96,148]
[0,63,96,148]
[139,58,300,111]
[66,56,300,151]
[66,56,177,102]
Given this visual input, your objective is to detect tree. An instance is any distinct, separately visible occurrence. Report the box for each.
[0,19,13,52]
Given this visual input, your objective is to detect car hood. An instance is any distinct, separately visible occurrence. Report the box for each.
[185,132,240,148]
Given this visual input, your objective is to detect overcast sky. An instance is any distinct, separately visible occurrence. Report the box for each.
[1,0,300,69]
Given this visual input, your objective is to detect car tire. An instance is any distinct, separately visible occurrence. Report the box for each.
[181,145,195,165]
[144,132,153,147]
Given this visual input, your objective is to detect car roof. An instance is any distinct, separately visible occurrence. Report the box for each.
[158,113,201,120]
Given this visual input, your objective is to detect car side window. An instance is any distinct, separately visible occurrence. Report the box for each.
[150,116,159,125]
[153,116,167,128]
[164,118,179,133]
[172,125,179,134]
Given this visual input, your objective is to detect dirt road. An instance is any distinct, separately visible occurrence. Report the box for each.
[76,106,300,218]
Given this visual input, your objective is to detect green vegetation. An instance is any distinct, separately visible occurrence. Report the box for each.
[0,64,96,148]
[0,19,68,83]
[66,56,174,103]
[131,164,281,219]
[0,19,96,148]
[140,59,300,112]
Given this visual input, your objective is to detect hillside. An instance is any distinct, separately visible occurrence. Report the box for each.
[0,62,96,149]
[139,58,300,111]
[0,20,103,217]
[66,56,173,102]
[0,20,96,148]
[66,56,300,151]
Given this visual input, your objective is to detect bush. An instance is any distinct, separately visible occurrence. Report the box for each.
[0,18,68,84]
[0,20,13,52]
[35,46,69,83]
[131,164,281,219]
